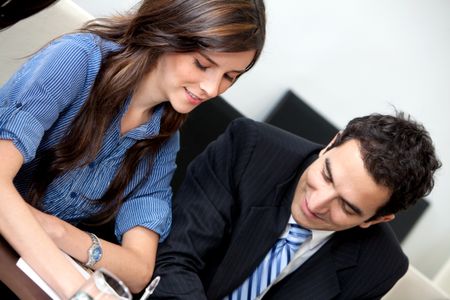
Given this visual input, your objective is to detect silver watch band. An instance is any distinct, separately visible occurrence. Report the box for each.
[85,232,102,269]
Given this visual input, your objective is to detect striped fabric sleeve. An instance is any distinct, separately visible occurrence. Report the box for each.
[0,34,98,162]
[114,131,180,243]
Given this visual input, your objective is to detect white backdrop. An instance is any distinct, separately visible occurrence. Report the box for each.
[74,0,450,278]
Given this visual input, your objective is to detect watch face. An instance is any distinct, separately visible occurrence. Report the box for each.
[92,246,103,262]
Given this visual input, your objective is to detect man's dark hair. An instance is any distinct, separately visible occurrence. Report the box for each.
[329,112,441,218]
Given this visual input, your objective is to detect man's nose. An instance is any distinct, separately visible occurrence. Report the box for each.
[308,188,339,214]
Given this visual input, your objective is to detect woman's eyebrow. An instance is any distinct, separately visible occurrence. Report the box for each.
[199,52,246,73]
[199,52,218,66]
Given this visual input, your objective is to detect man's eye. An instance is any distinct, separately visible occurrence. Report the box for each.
[194,59,207,71]
[322,169,332,183]
[342,201,356,215]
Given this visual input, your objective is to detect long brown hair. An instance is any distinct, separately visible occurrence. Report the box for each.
[29,0,266,224]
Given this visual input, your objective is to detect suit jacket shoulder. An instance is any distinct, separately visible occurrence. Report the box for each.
[225,118,323,191]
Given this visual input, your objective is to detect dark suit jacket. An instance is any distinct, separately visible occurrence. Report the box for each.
[151,118,408,300]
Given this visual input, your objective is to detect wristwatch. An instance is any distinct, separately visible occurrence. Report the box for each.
[85,232,102,269]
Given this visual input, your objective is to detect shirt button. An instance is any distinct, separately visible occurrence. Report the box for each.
[88,162,95,168]
[15,103,22,108]
[70,192,77,198]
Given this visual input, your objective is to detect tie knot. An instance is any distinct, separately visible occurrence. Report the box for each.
[227,222,312,299]
[286,223,311,247]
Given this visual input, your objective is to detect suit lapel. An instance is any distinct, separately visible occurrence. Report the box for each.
[207,178,295,299]
[207,151,318,299]
[262,229,362,300]
[266,244,340,299]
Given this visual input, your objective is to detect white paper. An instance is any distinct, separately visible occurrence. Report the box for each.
[16,253,90,300]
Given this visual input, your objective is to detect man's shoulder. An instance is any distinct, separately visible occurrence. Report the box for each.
[333,223,408,266]
[336,223,403,248]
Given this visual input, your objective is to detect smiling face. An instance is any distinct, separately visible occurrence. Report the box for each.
[147,50,256,113]
[291,139,394,232]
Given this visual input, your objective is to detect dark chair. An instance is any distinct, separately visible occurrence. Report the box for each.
[265,90,338,145]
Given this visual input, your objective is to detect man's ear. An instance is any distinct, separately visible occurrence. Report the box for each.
[319,131,342,156]
[359,214,395,229]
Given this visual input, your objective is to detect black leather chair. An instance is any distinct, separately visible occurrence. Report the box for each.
[265,90,338,145]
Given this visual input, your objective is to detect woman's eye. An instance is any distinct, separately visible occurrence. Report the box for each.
[194,59,207,71]
[224,73,235,82]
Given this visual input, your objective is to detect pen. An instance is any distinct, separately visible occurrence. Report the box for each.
[140,276,161,300]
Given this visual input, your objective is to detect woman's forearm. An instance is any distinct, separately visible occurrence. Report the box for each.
[0,182,86,299]
[32,208,159,293]
[0,140,86,299]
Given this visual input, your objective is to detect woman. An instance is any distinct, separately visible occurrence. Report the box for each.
[0,0,266,297]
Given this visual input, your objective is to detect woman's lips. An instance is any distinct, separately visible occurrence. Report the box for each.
[185,88,203,105]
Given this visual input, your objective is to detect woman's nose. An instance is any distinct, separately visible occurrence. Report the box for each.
[199,74,222,99]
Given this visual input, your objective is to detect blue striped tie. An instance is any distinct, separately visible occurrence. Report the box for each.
[226,223,312,300]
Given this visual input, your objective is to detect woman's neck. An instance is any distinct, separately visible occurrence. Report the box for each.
[119,69,164,135]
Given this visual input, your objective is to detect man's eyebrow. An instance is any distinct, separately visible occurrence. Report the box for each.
[199,52,247,73]
[325,158,363,216]
[343,199,363,216]
[324,158,334,182]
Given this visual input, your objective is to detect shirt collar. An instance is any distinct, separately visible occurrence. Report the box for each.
[287,216,334,249]
[120,98,165,140]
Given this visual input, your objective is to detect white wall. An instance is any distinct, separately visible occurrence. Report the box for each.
[74,0,450,278]
[72,0,140,17]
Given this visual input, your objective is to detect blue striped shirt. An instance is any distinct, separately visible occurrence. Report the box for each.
[0,33,179,242]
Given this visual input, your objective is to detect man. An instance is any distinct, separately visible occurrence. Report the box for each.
[151,113,441,300]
